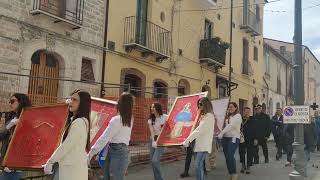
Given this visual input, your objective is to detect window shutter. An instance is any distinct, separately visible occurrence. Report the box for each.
[81,58,95,82]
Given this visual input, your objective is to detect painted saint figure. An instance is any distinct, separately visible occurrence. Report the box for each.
[169,103,193,138]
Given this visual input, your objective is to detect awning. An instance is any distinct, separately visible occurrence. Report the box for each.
[216,76,238,91]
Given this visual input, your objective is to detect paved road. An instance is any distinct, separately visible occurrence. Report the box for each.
[126,142,320,180]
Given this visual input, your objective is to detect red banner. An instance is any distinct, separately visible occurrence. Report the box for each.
[90,97,117,147]
[157,92,207,146]
[3,104,68,170]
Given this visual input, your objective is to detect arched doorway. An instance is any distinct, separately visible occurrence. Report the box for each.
[28,50,60,105]
[178,79,190,96]
[201,85,211,99]
[124,74,142,97]
[153,80,168,99]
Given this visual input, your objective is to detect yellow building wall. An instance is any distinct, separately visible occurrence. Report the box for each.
[104,0,266,105]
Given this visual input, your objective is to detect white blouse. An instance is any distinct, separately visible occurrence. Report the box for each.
[90,115,133,155]
[220,113,242,139]
[147,114,168,136]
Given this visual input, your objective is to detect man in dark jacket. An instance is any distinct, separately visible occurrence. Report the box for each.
[271,108,284,160]
[253,104,272,164]
[239,107,256,174]
[304,118,317,161]
[283,124,295,166]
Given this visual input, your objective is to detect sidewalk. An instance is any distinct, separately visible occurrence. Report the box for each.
[126,142,320,180]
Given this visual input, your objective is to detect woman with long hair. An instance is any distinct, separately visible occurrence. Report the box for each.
[182,97,215,180]
[0,93,31,180]
[148,102,168,180]
[88,92,134,180]
[218,102,242,180]
[43,89,91,180]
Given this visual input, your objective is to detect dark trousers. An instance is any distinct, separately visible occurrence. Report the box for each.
[253,138,268,163]
[239,140,254,167]
[183,146,206,174]
[274,134,284,158]
[284,141,293,162]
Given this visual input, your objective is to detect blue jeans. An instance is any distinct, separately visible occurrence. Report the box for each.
[149,141,164,180]
[222,137,240,175]
[104,143,129,180]
[0,171,22,180]
[195,152,207,180]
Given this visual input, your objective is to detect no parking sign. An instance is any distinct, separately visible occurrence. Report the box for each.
[283,106,310,124]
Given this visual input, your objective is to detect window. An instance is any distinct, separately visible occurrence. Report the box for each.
[81,58,95,82]
[255,5,260,21]
[204,19,213,39]
[218,85,227,98]
[265,50,270,74]
[239,99,248,116]
[254,46,258,61]
[242,39,249,75]
[153,81,168,98]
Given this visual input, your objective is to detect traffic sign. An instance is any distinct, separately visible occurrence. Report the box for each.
[283,106,310,124]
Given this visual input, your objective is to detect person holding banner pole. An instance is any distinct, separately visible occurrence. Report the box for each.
[147,102,168,180]
[88,92,134,180]
[182,97,215,180]
[218,102,242,180]
[43,90,91,180]
[0,93,32,180]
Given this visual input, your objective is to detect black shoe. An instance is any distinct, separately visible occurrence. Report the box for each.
[240,163,246,173]
[276,155,280,161]
[254,160,259,164]
[265,159,269,163]
[245,167,251,174]
[180,173,190,178]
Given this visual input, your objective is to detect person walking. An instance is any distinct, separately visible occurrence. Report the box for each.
[314,111,320,151]
[239,107,255,174]
[88,92,134,180]
[43,90,91,180]
[218,102,242,180]
[0,93,32,180]
[252,104,272,164]
[283,124,295,167]
[304,117,317,162]
[148,102,168,180]
[271,108,285,160]
[182,97,215,180]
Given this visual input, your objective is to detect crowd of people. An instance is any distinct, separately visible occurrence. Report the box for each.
[0,91,320,180]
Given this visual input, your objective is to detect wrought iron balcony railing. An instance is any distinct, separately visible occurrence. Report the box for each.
[241,9,262,36]
[124,16,171,61]
[199,38,227,68]
[31,0,84,29]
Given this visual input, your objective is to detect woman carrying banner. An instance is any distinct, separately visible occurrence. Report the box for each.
[43,90,91,180]
[218,102,242,180]
[182,97,215,180]
[88,92,134,180]
[148,103,168,180]
[0,93,32,180]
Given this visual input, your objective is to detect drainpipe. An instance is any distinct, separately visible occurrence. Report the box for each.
[263,76,269,113]
[100,0,110,98]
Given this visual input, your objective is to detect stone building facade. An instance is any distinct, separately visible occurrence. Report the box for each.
[0,0,106,110]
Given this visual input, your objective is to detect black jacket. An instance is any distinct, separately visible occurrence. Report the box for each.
[304,122,317,148]
[283,124,295,145]
[271,115,284,137]
[253,113,272,140]
[241,116,257,141]
[0,111,17,164]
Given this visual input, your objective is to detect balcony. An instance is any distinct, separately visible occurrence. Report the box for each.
[199,38,228,69]
[30,0,84,29]
[124,16,171,62]
[240,9,262,36]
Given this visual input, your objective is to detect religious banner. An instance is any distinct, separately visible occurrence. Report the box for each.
[211,97,230,136]
[3,104,68,170]
[157,92,208,146]
[90,97,117,147]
